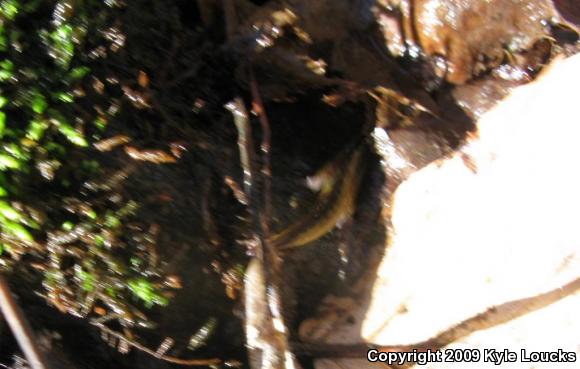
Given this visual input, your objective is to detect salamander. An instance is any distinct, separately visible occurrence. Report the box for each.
[268,142,369,250]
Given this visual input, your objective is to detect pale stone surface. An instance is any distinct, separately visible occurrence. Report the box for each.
[306,54,580,369]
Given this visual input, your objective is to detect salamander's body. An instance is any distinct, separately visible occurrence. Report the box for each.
[268,143,368,250]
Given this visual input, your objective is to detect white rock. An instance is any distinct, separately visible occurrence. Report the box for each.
[308,54,580,369]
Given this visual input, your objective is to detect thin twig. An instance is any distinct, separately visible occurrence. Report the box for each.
[165,64,203,88]
[249,69,273,229]
[364,276,580,368]
[246,72,302,368]
[223,2,298,367]
[197,0,215,28]
[92,322,222,366]
[0,276,51,369]
[225,99,254,198]
[292,277,580,360]
[222,0,237,43]
[423,276,580,351]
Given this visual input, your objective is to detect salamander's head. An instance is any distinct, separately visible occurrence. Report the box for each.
[306,171,336,196]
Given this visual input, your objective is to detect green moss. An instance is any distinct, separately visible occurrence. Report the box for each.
[0,111,5,137]
[104,212,120,229]
[2,219,33,242]
[55,92,74,103]
[25,120,47,141]
[128,278,169,308]
[32,92,48,114]
[0,153,20,169]
[42,24,76,69]
[68,66,90,80]
[61,221,74,231]
[0,0,208,339]
[0,200,22,221]
[0,0,20,20]
[0,59,13,81]
[75,267,96,292]
[57,123,88,147]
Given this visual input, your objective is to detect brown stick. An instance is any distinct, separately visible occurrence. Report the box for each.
[292,276,580,363]
[249,70,273,231]
[0,276,51,369]
[92,322,222,366]
[222,0,237,42]
[197,0,216,28]
[375,276,580,368]
[225,98,254,198]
